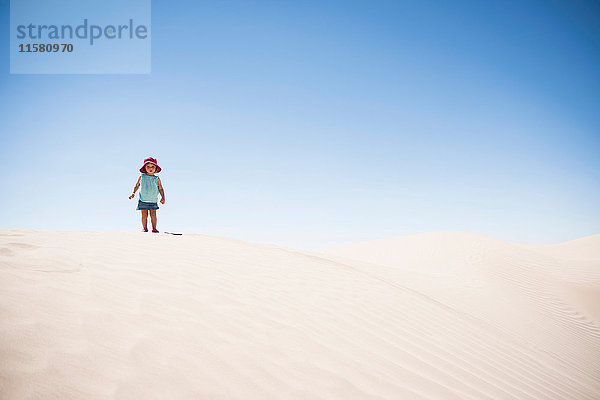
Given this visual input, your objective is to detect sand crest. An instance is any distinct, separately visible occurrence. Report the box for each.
[1,230,598,399]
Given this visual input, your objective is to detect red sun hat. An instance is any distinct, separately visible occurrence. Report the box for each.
[139,157,162,173]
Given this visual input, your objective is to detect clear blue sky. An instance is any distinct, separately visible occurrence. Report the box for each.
[1,0,599,250]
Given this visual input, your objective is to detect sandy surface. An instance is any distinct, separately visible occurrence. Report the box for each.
[0,230,598,399]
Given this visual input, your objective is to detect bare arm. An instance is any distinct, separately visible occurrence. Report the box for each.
[129,176,142,199]
[157,177,165,204]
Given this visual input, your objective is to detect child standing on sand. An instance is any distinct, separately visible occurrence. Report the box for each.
[129,157,166,232]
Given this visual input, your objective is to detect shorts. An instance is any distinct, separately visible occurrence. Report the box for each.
[137,200,159,211]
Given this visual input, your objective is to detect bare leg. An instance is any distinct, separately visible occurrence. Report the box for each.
[141,210,148,230]
[150,210,157,230]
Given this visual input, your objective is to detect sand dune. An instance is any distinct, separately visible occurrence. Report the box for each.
[1,230,599,399]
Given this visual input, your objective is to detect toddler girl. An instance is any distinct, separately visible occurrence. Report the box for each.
[129,157,165,232]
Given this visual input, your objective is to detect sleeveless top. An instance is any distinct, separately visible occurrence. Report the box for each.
[139,174,159,203]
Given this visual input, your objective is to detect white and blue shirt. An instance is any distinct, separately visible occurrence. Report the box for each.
[139,174,159,203]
